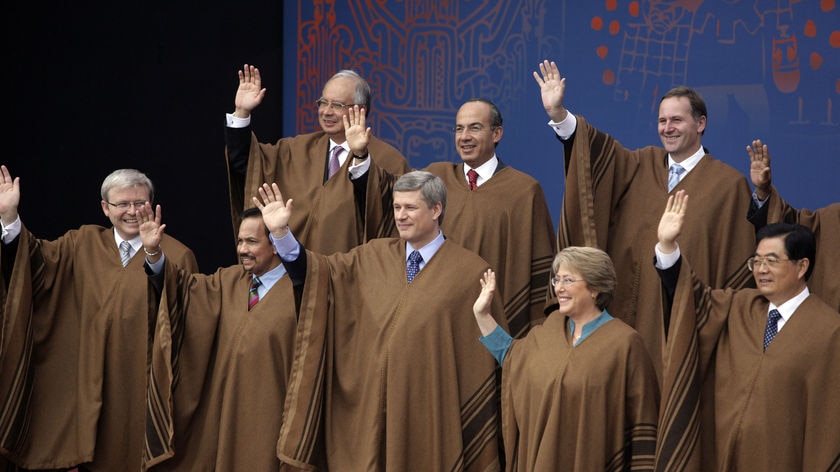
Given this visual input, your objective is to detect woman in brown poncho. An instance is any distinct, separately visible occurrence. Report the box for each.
[472,247,660,471]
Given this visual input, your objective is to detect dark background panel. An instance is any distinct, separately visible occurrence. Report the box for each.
[9,1,284,272]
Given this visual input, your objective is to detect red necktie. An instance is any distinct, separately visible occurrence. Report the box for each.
[467,169,479,190]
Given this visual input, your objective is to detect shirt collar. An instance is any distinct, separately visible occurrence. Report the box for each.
[253,260,288,292]
[406,230,445,264]
[113,228,142,252]
[464,155,499,186]
[668,146,705,174]
[769,286,811,322]
[568,309,614,346]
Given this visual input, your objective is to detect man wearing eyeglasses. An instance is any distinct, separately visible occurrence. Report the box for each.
[746,139,840,311]
[653,191,840,471]
[224,64,409,255]
[0,166,198,471]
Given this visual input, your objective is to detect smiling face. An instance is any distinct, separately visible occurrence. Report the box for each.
[237,216,280,276]
[393,189,441,248]
[100,185,150,240]
[454,101,503,168]
[552,264,598,319]
[752,236,808,306]
[658,96,705,162]
[317,76,358,142]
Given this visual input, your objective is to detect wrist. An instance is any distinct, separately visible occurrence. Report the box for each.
[143,246,162,257]
[232,109,251,119]
[270,226,289,239]
[352,149,369,160]
[755,187,769,200]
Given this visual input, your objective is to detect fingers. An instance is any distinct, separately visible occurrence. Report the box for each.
[672,190,688,214]
[347,105,367,125]
[479,269,496,291]
[254,183,292,209]
[239,64,261,84]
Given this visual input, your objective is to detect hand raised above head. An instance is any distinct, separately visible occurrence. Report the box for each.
[746,139,772,198]
[253,183,294,237]
[532,60,568,122]
[233,63,266,117]
[0,165,21,223]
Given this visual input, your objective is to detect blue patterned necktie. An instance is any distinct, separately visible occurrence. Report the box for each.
[406,250,423,283]
[668,163,685,192]
[248,276,262,310]
[763,309,782,351]
[119,240,132,267]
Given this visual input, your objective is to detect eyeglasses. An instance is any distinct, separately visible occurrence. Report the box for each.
[747,256,793,271]
[315,98,355,112]
[453,123,497,135]
[106,201,147,210]
[550,276,583,287]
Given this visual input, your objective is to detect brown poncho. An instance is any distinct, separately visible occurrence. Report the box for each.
[0,225,197,470]
[226,129,409,255]
[426,162,556,337]
[276,238,507,471]
[557,116,756,376]
[656,257,840,471]
[762,188,840,311]
[501,314,659,471]
[144,262,302,470]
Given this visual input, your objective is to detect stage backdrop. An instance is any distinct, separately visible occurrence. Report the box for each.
[281,0,839,221]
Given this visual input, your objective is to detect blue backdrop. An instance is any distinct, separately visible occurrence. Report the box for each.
[282,0,839,223]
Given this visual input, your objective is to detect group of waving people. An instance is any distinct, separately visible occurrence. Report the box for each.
[1,59,837,472]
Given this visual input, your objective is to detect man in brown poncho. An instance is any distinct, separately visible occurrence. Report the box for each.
[654,191,840,471]
[0,166,198,471]
[361,99,556,338]
[257,171,507,471]
[532,60,756,377]
[746,139,840,311]
[139,206,315,470]
[224,64,409,255]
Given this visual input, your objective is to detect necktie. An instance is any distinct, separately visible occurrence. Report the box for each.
[467,169,479,190]
[119,241,132,267]
[406,250,423,283]
[667,164,685,192]
[763,309,782,350]
[248,276,262,310]
[328,146,344,178]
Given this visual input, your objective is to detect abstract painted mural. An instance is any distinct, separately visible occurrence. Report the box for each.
[283,0,839,218]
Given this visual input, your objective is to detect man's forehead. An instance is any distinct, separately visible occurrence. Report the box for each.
[108,185,149,197]
[393,189,424,202]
